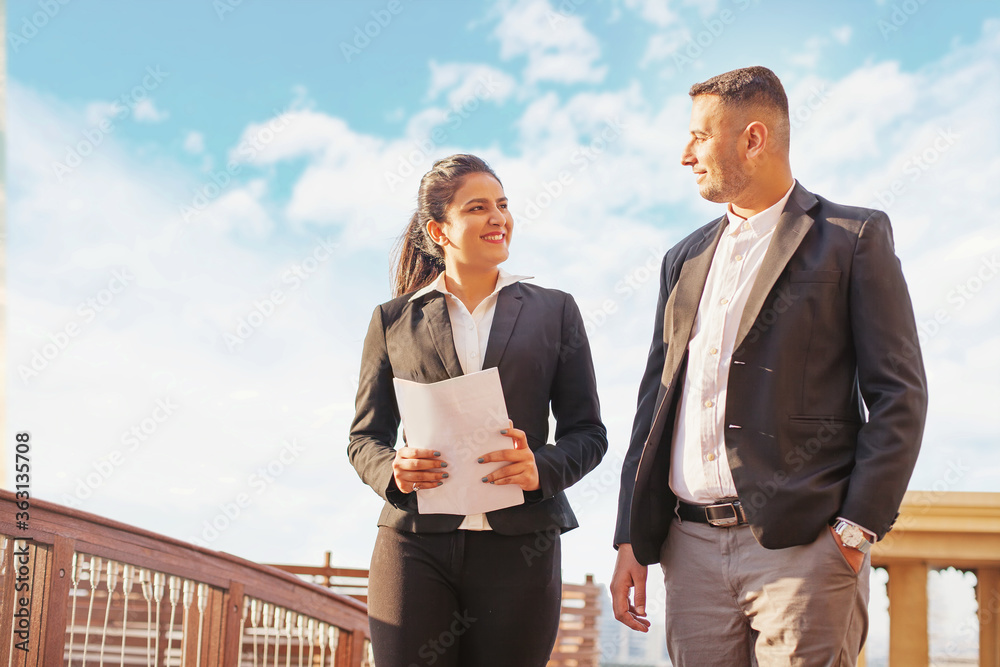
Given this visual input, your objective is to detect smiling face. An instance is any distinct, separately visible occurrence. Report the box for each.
[681,94,751,204]
[426,171,512,273]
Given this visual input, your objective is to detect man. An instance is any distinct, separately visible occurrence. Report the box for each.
[611,66,927,665]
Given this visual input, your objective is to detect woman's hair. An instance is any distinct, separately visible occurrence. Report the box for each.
[392,154,502,297]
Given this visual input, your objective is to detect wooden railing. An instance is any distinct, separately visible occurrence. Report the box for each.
[269,553,602,667]
[0,490,372,666]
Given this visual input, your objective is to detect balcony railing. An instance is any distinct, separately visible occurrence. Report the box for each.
[0,490,372,666]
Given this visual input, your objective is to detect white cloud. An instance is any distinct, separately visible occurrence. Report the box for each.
[183,131,205,154]
[426,61,518,108]
[494,0,607,84]
[132,98,169,123]
[832,24,853,44]
[622,0,681,27]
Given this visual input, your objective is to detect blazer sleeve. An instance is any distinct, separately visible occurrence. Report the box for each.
[347,304,417,511]
[614,252,671,547]
[531,293,608,501]
[840,211,928,539]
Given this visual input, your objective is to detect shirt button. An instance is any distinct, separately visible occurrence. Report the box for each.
[710,348,718,355]
[704,400,714,408]
[706,453,716,462]
[720,298,729,305]
[743,223,751,231]
[734,254,743,261]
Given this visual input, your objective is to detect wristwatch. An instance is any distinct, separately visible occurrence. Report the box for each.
[833,520,871,554]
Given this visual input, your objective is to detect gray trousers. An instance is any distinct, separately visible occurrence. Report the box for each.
[660,516,869,666]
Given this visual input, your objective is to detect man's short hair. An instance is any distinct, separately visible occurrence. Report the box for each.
[690,66,790,148]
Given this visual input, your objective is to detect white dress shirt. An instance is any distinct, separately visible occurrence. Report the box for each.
[669,181,796,504]
[409,268,532,530]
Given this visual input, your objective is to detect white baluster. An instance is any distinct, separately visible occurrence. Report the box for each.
[139,569,153,667]
[82,555,103,666]
[181,579,194,667]
[250,598,262,667]
[305,618,315,667]
[167,576,181,666]
[316,622,327,667]
[196,583,208,667]
[99,560,120,664]
[121,563,135,667]
[295,614,304,667]
[67,553,80,665]
[261,602,272,667]
[153,572,166,667]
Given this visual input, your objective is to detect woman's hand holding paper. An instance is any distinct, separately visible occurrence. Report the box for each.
[392,448,448,493]
[478,421,540,492]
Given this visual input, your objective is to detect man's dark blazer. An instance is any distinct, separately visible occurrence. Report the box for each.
[350,281,607,535]
[615,182,928,566]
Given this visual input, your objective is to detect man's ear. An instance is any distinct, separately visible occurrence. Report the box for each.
[426,219,448,246]
[744,121,768,160]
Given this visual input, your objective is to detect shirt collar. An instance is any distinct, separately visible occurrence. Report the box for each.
[408,268,532,302]
[725,179,797,237]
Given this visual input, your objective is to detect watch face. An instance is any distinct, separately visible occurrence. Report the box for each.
[841,524,865,548]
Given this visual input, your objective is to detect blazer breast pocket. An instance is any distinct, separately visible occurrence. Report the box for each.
[789,270,841,284]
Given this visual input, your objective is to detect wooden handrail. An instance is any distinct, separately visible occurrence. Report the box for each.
[0,490,371,666]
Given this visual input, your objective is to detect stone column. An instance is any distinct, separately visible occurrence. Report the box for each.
[980,567,1000,667]
[887,562,928,667]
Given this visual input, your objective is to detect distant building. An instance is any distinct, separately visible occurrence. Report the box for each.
[596,584,672,667]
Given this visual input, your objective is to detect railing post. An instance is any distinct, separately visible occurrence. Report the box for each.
[0,538,15,666]
[980,567,1000,667]
[40,536,75,665]
[222,581,246,666]
[887,562,929,667]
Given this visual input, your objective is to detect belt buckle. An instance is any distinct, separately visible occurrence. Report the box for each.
[706,500,744,527]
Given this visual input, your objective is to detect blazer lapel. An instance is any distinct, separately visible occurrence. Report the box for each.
[421,295,464,378]
[483,284,523,370]
[734,184,819,350]
[661,218,727,382]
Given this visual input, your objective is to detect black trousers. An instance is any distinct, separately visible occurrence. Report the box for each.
[367,526,562,667]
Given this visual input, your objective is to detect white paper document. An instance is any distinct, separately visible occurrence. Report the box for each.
[393,368,524,515]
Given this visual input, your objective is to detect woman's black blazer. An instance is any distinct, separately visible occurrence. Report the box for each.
[348,281,607,535]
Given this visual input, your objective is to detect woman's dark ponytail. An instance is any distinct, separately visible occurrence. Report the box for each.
[392,154,501,297]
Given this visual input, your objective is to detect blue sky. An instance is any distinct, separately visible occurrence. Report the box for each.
[6,0,1000,661]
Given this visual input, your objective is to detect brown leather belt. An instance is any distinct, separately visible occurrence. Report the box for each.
[677,499,748,527]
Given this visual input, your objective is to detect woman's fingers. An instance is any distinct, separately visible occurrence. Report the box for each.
[392,447,447,493]
[476,421,539,491]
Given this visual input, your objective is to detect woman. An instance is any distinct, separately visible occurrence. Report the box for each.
[348,154,607,667]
